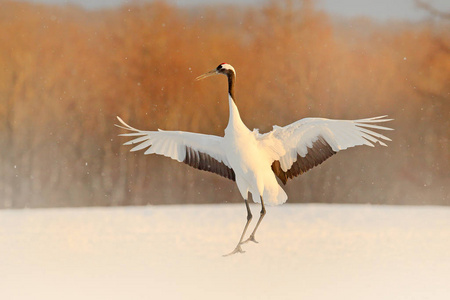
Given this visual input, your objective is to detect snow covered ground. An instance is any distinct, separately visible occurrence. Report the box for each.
[1,204,449,300]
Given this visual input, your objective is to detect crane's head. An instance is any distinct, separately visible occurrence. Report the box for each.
[195,63,236,81]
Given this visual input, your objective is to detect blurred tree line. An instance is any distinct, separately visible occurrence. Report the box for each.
[0,0,448,208]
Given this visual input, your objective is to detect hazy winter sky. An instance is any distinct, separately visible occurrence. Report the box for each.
[23,0,450,21]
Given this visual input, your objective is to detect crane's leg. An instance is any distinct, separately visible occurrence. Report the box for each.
[243,197,266,244]
[223,200,253,256]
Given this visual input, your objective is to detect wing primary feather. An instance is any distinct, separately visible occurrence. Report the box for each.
[354,115,393,122]
[116,116,141,131]
[119,133,148,137]
[357,127,392,141]
[131,140,152,152]
[123,135,150,145]
[355,123,394,131]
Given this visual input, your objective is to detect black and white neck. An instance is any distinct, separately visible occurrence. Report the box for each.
[194,63,246,131]
[216,63,236,100]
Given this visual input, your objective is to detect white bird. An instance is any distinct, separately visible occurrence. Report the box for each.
[116,63,393,255]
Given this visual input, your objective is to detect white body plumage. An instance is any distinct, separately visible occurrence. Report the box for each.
[223,95,287,205]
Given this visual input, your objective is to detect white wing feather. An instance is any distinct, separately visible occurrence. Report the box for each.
[260,116,393,172]
[115,116,232,168]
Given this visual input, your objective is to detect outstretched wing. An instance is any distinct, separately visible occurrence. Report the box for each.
[260,116,393,184]
[116,117,235,181]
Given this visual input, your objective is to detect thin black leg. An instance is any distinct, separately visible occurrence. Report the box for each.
[242,196,266,244]
[223,200,253,256]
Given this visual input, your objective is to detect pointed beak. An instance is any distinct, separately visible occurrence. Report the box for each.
[195,69,218,81]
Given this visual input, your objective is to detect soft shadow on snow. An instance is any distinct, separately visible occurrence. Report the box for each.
[0,204,449,300]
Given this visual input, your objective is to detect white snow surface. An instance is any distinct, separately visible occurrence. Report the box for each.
[1,204,449,300]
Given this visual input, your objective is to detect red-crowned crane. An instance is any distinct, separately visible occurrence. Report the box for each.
[116,63,393,256]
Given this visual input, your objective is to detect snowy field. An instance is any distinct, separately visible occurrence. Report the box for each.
[1,204,449,300]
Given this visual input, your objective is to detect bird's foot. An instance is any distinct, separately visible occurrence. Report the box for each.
[242,234,259,244]
[223,245,245,257]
